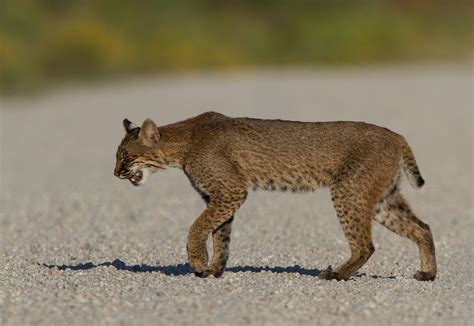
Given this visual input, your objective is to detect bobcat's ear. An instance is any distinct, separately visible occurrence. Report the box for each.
[123,118,138,134]
[139,118,160,146]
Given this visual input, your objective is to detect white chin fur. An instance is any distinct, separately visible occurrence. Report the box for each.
[136,167,155,186]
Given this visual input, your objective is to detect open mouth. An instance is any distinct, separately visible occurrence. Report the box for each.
[128,170,143,186]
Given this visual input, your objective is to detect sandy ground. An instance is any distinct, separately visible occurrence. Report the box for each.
[1,65,473,325]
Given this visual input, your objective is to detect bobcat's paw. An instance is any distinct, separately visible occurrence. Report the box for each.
[205,265,226,278]
[187,244,209,277]
[193,265,226,278]
[189,260,209,278]
[319,270,344,281]
[190,263,208,278]
[194,270,209,278]
[414,271,436,281]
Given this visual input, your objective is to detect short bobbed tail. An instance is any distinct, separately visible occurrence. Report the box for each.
[400,137,425,188]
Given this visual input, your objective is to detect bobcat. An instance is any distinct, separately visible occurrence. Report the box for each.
[114,112,436,281]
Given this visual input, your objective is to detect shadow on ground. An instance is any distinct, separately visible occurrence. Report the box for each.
[40,259,395,279]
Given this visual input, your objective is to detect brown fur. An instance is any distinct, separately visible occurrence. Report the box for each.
[114,112,436,281]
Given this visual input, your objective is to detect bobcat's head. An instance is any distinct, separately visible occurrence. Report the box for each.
[114,118,166,186]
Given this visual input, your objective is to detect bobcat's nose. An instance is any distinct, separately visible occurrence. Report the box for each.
[114,167,123,177]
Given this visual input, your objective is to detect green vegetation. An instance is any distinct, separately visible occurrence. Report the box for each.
[1,0,472,93]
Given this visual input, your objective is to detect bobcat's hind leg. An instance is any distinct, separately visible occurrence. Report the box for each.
[320,184,376,281]
[375,192,437,281]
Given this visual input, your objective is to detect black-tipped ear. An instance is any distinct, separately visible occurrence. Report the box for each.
[138,118,160,146]
[123,118,138,134]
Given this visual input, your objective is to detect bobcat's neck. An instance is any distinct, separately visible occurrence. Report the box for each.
[157,122,192,168]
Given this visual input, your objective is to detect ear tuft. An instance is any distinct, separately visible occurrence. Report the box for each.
[138,118,160,145]
[123,118,138,134]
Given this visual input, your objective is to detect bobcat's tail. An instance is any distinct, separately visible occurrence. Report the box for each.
[400,137,425,188]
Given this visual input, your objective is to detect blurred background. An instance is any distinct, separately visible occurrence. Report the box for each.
[0,0,472,94]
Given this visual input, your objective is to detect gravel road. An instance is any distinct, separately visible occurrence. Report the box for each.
[1,65,473,325]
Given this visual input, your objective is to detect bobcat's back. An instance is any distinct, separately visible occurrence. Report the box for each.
[187,113,407,192]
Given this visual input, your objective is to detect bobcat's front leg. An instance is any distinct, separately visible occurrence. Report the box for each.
[186,208,213,276]
[187,193,246,278]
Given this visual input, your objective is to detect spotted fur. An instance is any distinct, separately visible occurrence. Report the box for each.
[114,112,437,281]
